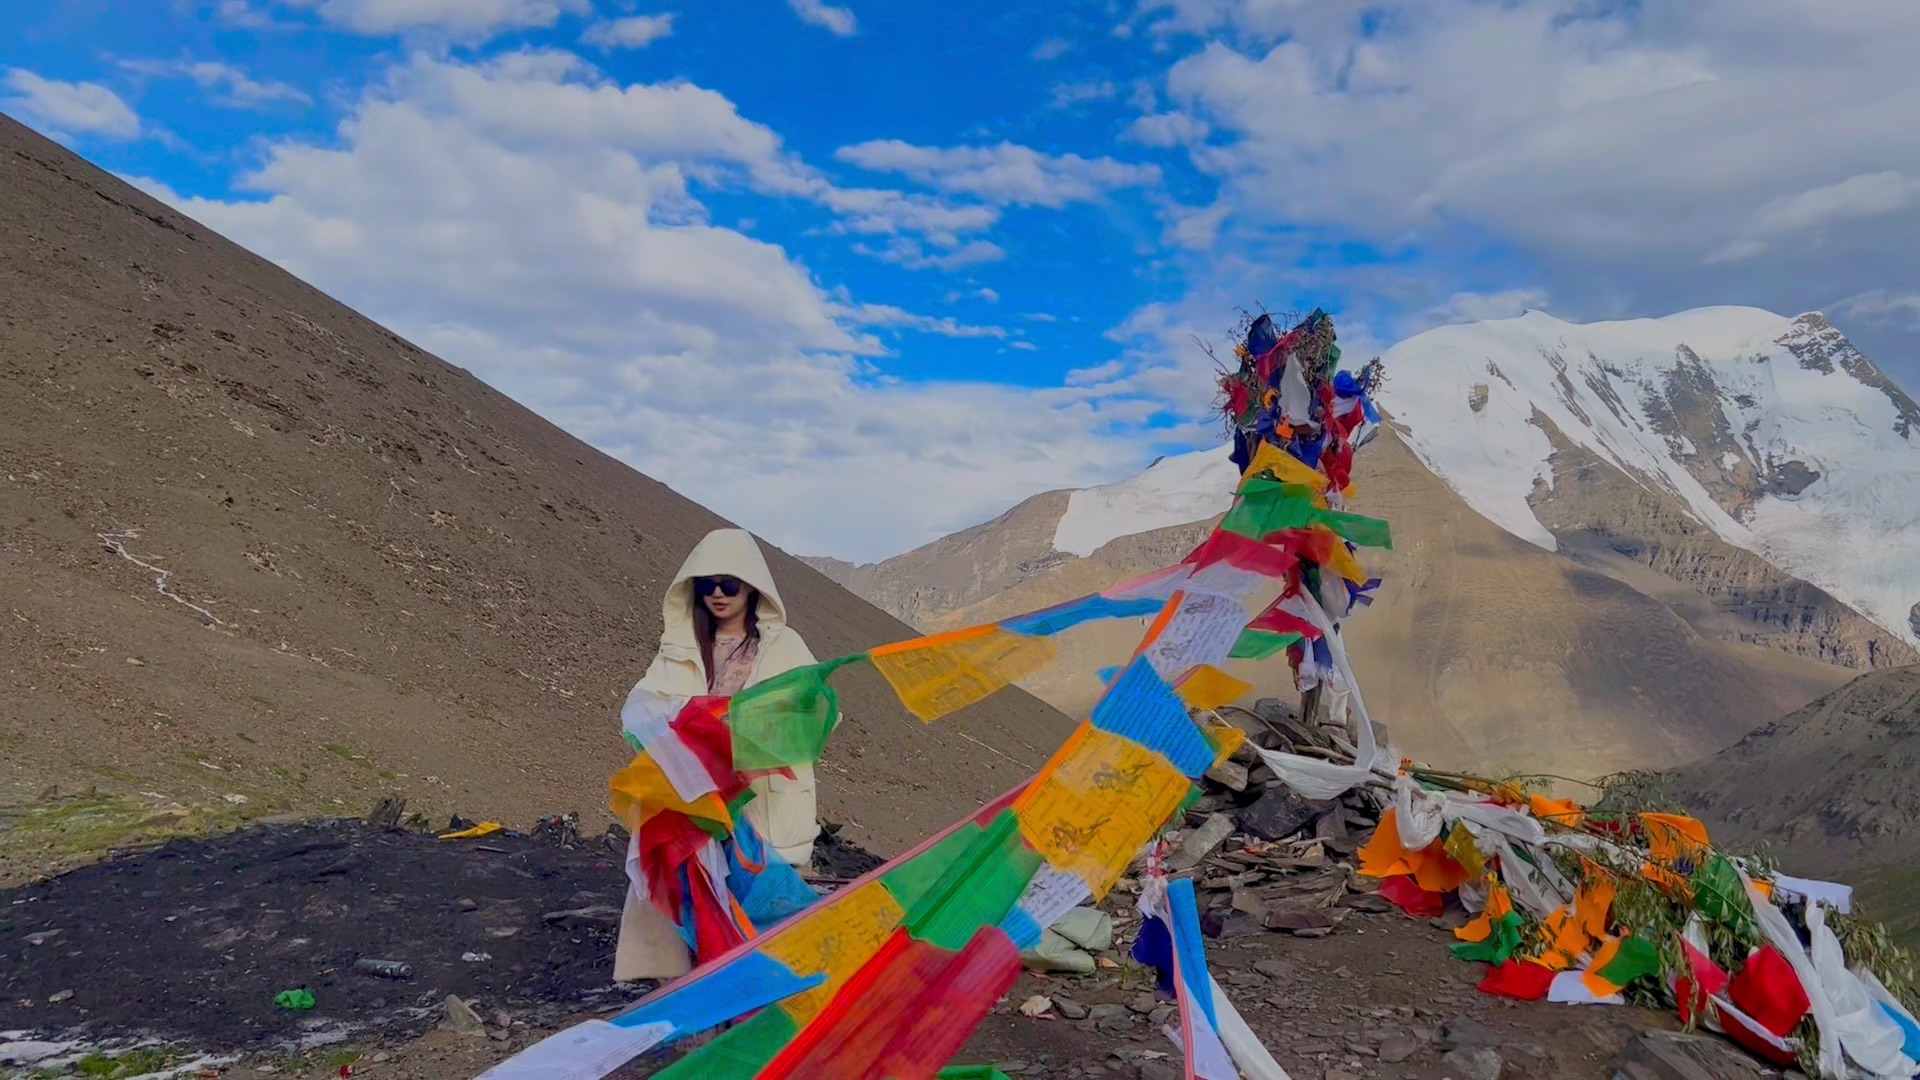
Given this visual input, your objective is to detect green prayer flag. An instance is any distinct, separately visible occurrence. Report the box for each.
[1220,479,1321,540]
[1690,855,1751,927]
[882,823,986,913]
[1449,911,1524,965]
[901,810,1042,952]
[1229,629,1300,660]
[1318,508,1392,550]
[936,1069,1014,1080]
[654,1007,798,1080]
[274,988,316,1011]
[1595,933,1662,990]
[728,655,866,771]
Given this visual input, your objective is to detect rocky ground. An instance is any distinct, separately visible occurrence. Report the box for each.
[1,716,1800,1080]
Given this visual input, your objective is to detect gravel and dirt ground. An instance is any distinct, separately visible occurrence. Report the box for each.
[2,817,1791,1080]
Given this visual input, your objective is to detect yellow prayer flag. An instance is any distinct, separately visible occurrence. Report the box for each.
[871,625,1057,722]
[1015,723,1190,899]
[609,752,731,830]
[438,822,504,840]
[761,879,906,1027]
[1242,441,1330,493]
[1176,664,1253,711]
[1312,524,1371,584]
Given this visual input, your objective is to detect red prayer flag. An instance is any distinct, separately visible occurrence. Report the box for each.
[1182,530,1299,579]
[1378,875,1446,918]
[1728,944,1810,1038]
[1674,935,1728,1027]
[762,927,1022,1080]
[1478,960,1555,1001]
[1246,596,1325,640]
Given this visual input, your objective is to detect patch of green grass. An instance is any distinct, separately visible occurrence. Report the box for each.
[247,694,278,714]
[1858,866,1920,950]
[0,791,265,866]
[322,742,377,772]
[69,1047,182,1077]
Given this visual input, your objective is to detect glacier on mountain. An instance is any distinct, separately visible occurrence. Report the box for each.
[1052,443,1238,557]
[1376,306,1920,644]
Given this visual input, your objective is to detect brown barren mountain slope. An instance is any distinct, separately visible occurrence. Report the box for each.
[1668,665,1920,941]
[823,429,1852,780]
[0,115,1076,873]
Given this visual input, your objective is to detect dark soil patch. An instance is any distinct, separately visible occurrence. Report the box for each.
[811,826,885,880]
[0,818,658,1054]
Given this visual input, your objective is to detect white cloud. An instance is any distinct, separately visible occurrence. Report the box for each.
[276,0,590,40]
[582,14,676,50]
[1010,341,1040,351]
[135,51,1177,561]
[1160,201,1229,250]
[121,59,311,110]
[1050,80,1118,108]
[1126,0,1920,380]
[846,303,1008,339]
[1126,110,1208,147]
[974,287,1000,303]
[788,0,857,36]
[1834,290,1920,329]
[1424,288,1551,327]
[3,69,141,140]
[1023,312,1059,323]
[212,0,286,27]
[854,236,1007,271]
[1709,172,1920,262]
[1031,38,1074,61]
[835,140,1159,208]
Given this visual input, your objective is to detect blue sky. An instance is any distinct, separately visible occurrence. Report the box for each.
[4,0,1918,560]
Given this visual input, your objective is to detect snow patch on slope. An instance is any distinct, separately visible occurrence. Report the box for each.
[1053,444,1237,557]
[1379,306,1920,644]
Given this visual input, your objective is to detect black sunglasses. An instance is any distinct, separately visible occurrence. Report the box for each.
[694,577,745,598]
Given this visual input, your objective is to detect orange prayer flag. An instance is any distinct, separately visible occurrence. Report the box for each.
[1485,879,1513,921]
[1357,808,1417,879]
[1409,842,1471,894]
[1529,794,1583,828]
[1642,861,1693,899]
[1537,906,1589,971]
[1455,913,1494,944]
[1574,874,1616,942]
[1640,813,1710,866]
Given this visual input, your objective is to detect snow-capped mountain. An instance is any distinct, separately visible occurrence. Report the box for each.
[1052,445,1238,557]
[1377,307,1920,645]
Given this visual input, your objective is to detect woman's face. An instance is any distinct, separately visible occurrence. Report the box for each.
[697,575,753,623]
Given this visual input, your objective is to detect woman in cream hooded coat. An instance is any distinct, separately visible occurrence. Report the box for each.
[613,528,823,982]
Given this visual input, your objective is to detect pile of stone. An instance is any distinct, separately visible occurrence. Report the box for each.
[1120,697,1394,940]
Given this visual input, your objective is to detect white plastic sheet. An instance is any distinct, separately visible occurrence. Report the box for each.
[1547,971,1623,1006]
[1774,874,1854,915]
[473,1020,672,1080]
[1474,828,1567,919]
[1807,903,1917,1077]
[1249,591,1393,802]
[1394,775,1446,850]
[1740,868,1847,1079]
[1208,975,1295,1080]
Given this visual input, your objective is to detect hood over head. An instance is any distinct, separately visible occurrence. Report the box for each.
[660,528,788,649]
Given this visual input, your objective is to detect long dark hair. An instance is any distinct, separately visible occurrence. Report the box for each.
[693,584,761,691]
